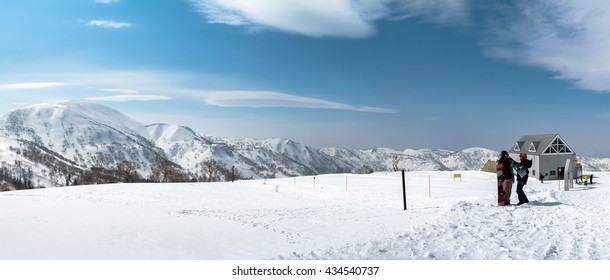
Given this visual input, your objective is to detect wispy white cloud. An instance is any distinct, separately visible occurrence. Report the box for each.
[198,90,399,113]
[188,0,471,38]
[483,0,610,92]
[0,82,65,89]
[94,0,121,3]
[62,71,397,112]
[97,88,139,94]
[191,0,249,26]
[187,0,610,94]
[392,0,472,26]
[87,95,172,102]
[87,20,132,29]
[189,0,376,37]
[1,71,396,112]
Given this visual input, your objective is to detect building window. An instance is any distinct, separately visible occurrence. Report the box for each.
[529,142,537,153]
[543,137,573,154]
[513,142,521,151]
[550,170,556,176]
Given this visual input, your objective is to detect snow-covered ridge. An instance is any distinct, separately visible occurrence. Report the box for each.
[0,101,606,188]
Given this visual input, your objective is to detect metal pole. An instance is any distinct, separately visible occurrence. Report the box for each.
[402,170,407,210]
[428,175,431,197]
[558,168,560,190]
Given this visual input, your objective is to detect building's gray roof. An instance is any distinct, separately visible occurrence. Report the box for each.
[510,134,575,156]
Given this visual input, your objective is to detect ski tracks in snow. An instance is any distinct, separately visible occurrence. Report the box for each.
[176,207,321,245]
[287,187,610,260]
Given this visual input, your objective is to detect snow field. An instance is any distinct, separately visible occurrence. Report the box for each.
[1,171,610,260]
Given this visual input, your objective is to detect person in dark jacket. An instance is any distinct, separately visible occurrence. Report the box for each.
[516,153,533,205]
[499,150,518,205]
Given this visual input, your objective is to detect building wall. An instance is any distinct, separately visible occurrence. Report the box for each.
[539,154,577,180]
[531,155,540,180]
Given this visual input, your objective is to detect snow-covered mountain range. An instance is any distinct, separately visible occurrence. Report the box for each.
[0,101,607,189]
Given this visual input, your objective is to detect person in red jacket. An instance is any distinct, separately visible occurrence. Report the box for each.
[499,150,518,205]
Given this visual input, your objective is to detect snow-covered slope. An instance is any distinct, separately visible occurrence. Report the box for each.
[577,156,610,172]
[0,101,167,187]
[224,137,339,178]
[441,147,499,170]
[146,123,214,172]
[3,171,610,260]
[0,101,149,144]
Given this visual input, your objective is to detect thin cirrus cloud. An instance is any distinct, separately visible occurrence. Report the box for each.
[200,90,399,113]
[97,88,140,94]
[481,0,610,92]
[59,71,397,112]
[0,82,65,89]
[94,0,121,3]
[189,0,610,94]
[392,0,471,26]
[189,0,377,37]
[188,0,472,37]
[87,95,172,102]
[88,88,172,101]
[87,20,132,29]
[1,71,393,112]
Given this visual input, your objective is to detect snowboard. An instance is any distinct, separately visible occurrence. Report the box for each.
[496,161,505,206]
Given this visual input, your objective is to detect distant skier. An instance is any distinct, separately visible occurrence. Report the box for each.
[516,153,532,205]
[540,174,545,183]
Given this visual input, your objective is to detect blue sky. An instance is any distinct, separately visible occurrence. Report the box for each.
[1,0,610,156]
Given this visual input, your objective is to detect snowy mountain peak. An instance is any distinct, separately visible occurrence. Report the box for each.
[367,147,401,154]
[147,123,204,143]
[0,100,149,142]
[0,101,166,186]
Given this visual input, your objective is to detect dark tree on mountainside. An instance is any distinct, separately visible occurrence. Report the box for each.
[197,158,248,182]
[149,158,190,183]
[357,165,374,174]
[335,166,353,174]
[0,162,35,191]
[78,166,120,185]
[200,158,225,182]
[116,161,139,183]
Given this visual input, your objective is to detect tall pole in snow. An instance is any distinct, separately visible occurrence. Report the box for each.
[558,168,560,190]
[402,170,407,210]
[428,175,431,198]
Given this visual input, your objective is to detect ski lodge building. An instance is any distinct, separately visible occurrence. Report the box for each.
[509,134,576,181]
